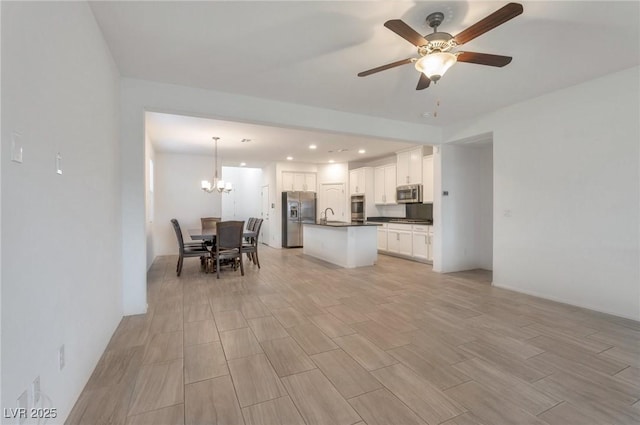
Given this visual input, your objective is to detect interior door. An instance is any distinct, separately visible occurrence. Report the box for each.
[320,183,345,222]
[261,185,270,245]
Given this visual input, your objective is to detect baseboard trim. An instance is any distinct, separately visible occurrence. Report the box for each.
[378,250,432,265]
[492,281,640,323]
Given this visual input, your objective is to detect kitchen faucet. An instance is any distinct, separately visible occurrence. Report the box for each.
[320,207,335,224]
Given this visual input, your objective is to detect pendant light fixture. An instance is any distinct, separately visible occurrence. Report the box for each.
[201,137,232,194]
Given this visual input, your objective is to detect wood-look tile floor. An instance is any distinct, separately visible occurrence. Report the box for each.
[67,247,640,425]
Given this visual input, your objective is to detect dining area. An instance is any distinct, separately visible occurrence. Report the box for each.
[171,217,264,279]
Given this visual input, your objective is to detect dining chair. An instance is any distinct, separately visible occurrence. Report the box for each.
[201,217,222,230]
[246,217,257,232]
[212,220,245,279]
[170,219,209,276]
[242,218,263,268]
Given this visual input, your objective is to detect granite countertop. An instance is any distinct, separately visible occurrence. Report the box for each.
[305,221,382,227]
[366,217,433,225]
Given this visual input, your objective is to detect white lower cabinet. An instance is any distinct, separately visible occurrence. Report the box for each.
[411,224,433,262]
[377,222,433,264]
[377,224,388,251]
[427,226,433,262]
[412,231,429,261]
[387,224,412,257]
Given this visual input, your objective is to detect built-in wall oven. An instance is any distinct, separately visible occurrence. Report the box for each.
[396,184,423,204]
[351,195,365,222]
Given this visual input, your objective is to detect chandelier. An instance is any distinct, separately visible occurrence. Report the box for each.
[201,137,232,194]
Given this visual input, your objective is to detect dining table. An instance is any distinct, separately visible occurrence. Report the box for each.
[188,228,257,242]
[188,227,257,273]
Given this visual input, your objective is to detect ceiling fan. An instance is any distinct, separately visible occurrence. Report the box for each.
[358,2,523,90]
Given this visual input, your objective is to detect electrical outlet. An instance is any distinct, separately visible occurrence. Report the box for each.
[58,345,65,370]
[32,376,41,405]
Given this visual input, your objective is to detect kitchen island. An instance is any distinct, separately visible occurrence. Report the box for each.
[303,222,381,268]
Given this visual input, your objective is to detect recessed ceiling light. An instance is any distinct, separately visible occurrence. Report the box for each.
[309,144,317,150]
[240,162,246,166]
[358,149,366,154]
[329,159,335,163]
[286,156,293,160]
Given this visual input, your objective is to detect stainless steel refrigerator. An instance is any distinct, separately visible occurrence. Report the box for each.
[282,191,316,248]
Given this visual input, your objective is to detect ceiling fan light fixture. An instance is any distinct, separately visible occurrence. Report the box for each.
[415,52,457,82]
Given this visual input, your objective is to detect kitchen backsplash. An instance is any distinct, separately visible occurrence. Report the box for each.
[406,203,433,220]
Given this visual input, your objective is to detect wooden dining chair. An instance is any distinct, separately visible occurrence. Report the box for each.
[212,220,245,279]
[242,218,263,268]
[201,217,222,230]
[171,219,209,276]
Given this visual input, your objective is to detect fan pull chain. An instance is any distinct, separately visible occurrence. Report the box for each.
[433,99,441,118]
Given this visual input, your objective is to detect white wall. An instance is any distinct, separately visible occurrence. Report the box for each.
[221,166,262,223]
[477,145,493,270]
[153,152,222,256]
[442,66,640,320]
[434,143,493,273]
[145,132,155,270]
[261,162,278,247]
[1,2,121,422]
[1,2,4,409]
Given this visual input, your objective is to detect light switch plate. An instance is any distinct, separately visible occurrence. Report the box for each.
[56,153,63,175]
[11,132,23,163]
[58,344,65,370]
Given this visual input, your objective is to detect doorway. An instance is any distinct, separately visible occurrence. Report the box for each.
[436,140,493,273]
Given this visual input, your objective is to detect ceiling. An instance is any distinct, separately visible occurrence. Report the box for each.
[145,112,416,167]
[91,1,639,161]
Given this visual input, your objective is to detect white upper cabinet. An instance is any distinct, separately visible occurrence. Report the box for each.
[282,171,316,191]
[397,147,423,185]
[422,155,434,203]
[304,173,317,192]
[374,164,396,204]
[293,173,305,191]
[384,164,396,204]
[349,168,366,195]
[282,172,295,191]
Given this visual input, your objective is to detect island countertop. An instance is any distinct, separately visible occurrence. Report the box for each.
[305,221,381,227]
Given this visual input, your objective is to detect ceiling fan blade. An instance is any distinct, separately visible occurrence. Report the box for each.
[454,3,523,45]
[457,51,512,67]
[416,73,431,90]
[357,58,413,77]
[384,19,429,46]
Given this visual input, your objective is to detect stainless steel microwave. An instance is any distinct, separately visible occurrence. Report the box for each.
[396,184,423,204]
